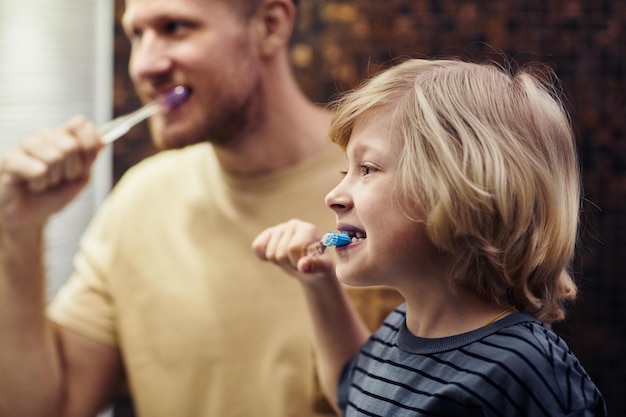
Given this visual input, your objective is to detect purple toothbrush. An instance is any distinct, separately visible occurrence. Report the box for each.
[100,85,190,144]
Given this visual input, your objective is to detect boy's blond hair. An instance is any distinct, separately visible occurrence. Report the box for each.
[329,59,579,324]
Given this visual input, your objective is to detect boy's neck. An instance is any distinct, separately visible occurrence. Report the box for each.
[402,288,513,339]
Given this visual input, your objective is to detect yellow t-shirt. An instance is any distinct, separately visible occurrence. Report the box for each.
[48,142,403,417]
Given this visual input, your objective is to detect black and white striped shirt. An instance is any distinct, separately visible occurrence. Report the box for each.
[338,304,606,417]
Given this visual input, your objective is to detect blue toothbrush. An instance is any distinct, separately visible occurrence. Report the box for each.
[309,232,351,256]
[322,232,351,247]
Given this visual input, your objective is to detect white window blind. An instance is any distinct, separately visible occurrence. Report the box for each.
[0,0,114,300]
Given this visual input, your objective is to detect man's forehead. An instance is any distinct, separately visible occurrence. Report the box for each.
[122,0,211,24]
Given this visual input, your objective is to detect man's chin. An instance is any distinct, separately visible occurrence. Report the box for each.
[151,134,193,151]
[149,123,201,150]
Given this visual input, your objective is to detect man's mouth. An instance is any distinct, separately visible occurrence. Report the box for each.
[159,85,190,111]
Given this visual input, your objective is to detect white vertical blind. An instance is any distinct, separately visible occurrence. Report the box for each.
[0,0,114,300]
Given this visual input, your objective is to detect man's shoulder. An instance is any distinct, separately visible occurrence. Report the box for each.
[129,142,213,175]
[109,142,215,205]
[118,143,213,185]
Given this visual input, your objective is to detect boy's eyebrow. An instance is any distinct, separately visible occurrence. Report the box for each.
[348,140,387,158]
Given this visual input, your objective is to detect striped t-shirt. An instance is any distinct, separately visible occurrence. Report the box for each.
[337,304,606,417]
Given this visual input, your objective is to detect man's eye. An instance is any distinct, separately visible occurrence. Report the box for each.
[124,26,142,42]
[164,21,188,34]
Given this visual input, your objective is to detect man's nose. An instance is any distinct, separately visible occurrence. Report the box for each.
[129,32,173,81]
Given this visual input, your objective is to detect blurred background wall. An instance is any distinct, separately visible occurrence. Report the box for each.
[111,0,625,414]
[0,0,113,301]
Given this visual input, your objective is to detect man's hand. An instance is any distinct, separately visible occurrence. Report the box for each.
[0,116,103,234]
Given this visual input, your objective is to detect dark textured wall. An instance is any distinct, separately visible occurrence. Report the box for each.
[113,0,626,414]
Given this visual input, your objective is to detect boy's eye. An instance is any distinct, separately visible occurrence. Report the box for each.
[340,165,377,177]
[361,165,377,175]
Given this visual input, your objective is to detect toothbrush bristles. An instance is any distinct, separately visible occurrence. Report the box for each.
[322,232,351,247]
[162,86,189,110]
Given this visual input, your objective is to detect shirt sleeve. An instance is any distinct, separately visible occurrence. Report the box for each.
[336,355,358,413]
[46,177,131,346]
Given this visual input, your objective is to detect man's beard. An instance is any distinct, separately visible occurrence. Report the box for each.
[151,80,263,149]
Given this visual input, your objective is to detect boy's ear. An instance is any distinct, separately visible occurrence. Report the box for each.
[254,0,295,58]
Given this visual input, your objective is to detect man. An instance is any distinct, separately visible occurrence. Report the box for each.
[0,0,402,416]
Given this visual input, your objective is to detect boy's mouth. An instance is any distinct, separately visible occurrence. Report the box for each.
[343,230,366,243]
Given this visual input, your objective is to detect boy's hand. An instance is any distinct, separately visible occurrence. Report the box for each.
[252,219,336,283]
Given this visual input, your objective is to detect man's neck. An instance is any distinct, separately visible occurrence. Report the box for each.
[212,92,332,176]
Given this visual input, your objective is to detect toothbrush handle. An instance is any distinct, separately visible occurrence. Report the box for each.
[99,101,159,144]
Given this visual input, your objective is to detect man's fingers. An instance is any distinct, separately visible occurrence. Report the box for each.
[8,121,98,193]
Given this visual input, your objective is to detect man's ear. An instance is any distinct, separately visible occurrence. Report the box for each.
[255,0,296,58]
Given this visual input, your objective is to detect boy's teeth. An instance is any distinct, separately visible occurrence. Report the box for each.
[350,232,366,243]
